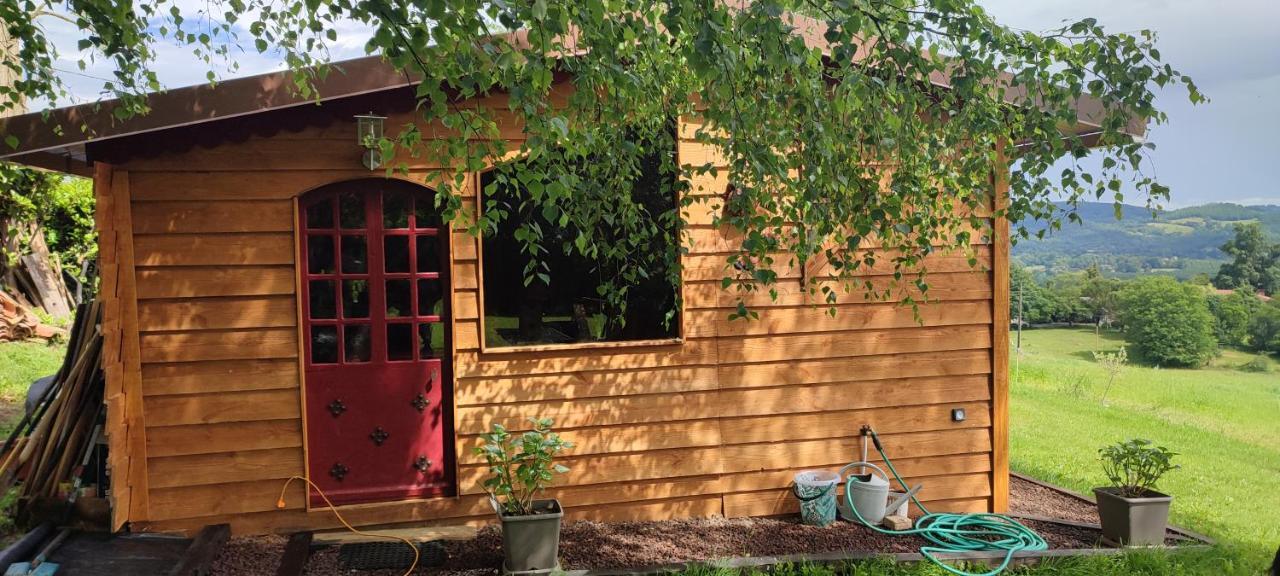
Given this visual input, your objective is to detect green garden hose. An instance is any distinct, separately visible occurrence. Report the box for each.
[844,428,1047,576]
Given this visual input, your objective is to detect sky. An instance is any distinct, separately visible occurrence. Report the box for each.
[978,0,1280,207]
[35,0,1280,207]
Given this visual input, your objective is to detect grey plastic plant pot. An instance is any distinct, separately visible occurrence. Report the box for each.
[495,498,563,574]
[1093,487,1172,547]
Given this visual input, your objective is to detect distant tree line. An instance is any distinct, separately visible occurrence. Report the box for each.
[1011,262,1280,367]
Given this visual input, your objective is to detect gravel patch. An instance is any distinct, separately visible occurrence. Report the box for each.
[211,535,288,576]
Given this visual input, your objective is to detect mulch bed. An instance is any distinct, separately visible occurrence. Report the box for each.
[208,476,1186,576]
[1009,475,1100,525]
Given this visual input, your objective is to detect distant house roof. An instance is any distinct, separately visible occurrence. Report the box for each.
[1213,288,1272,301]
[0,13,1144,176]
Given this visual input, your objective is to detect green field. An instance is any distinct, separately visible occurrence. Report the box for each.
[1010,327,1279,573]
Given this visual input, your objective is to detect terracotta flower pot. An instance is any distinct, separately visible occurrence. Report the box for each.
[494,498,563,574]
[1093,486,1172,547]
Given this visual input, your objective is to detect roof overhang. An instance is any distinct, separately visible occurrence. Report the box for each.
[0,54,417,172]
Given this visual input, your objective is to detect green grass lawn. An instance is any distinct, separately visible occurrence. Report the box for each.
[677,550,1236,576]
[0,340,65,437]
[1010,327,1279,574]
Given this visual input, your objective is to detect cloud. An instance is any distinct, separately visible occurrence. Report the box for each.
[979,0,1280,205]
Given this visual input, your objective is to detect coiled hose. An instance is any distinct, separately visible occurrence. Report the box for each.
[845,428,1047,576]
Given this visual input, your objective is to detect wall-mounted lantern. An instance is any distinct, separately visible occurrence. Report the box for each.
[355,113,386,170]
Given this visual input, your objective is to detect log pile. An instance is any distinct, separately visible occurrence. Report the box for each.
[0,221,76,341]
[0,289,63,342]
[0,302,105,504]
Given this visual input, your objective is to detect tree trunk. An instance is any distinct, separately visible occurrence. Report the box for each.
[0,18,26,117]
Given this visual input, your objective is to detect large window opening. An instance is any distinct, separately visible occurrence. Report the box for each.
[480,130,681,348]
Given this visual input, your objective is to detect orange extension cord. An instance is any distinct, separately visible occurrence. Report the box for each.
[277,476,420,576]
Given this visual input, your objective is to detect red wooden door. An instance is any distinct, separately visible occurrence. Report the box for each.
[299,180,454,506]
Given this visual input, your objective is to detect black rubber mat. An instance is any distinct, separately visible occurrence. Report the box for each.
[337,540,447,571]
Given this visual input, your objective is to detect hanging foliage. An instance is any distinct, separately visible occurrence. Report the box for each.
[1,0,1202,316]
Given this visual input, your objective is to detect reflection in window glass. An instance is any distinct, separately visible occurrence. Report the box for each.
[309,280,336,319]
[384,236,410,273]
[340,192,365,228]
[307,236,335,274]
[387,323,413,360]
[416,236,439,273]
[414,192,438,228]
[341,236,368,273]
[306,199,334,229]
[480,129,680,348]
[418,279,442,317]
[384,190,411,228]
[311,326,338,364]
[386,279,411,318]
[418,322,444,359]
[342,280,370,318]
[344,325,371,363]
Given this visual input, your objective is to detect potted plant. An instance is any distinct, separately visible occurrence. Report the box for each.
[1094,438,1179,546]
[475,418,573,574]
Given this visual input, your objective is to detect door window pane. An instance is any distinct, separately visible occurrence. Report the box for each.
[384,190,411,228]
[418,279,442,317]
[414,192,437,228]
[341,235,368,273]
[387,323,413,361]
[384,236,410,272]
[309,280,336,319]
[419,322,444,359]
[311,326,338,364]
[307,236,335,274]
[306,199,334,229]
[344,325,371,363]
[416,235,439,273]
[340,192,365,229]
[343,280,370,318]
[386,279,411,318]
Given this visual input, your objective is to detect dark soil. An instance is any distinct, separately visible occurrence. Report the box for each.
[209,476,1183,576]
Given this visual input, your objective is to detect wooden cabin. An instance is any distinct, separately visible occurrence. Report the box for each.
[0,47,1118,536]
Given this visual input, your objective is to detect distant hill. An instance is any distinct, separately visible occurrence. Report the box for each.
[1012,202,1280,279]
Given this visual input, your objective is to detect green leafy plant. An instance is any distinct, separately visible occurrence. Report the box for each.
[3,1,1200,324]
[475,418,573,516]
[1099,439,1178,498]
[1247,303,1280,355]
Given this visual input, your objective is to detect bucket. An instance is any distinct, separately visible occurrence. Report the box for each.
[793,470,840,526]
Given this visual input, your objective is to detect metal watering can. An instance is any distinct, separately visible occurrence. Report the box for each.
[837,462,918,524]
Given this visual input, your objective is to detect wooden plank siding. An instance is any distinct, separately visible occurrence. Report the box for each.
[111,104,1006,535]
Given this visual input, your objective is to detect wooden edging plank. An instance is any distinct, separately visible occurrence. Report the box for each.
[311,525,478,546]
[275,532,314,576]
[169,523,231,576]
